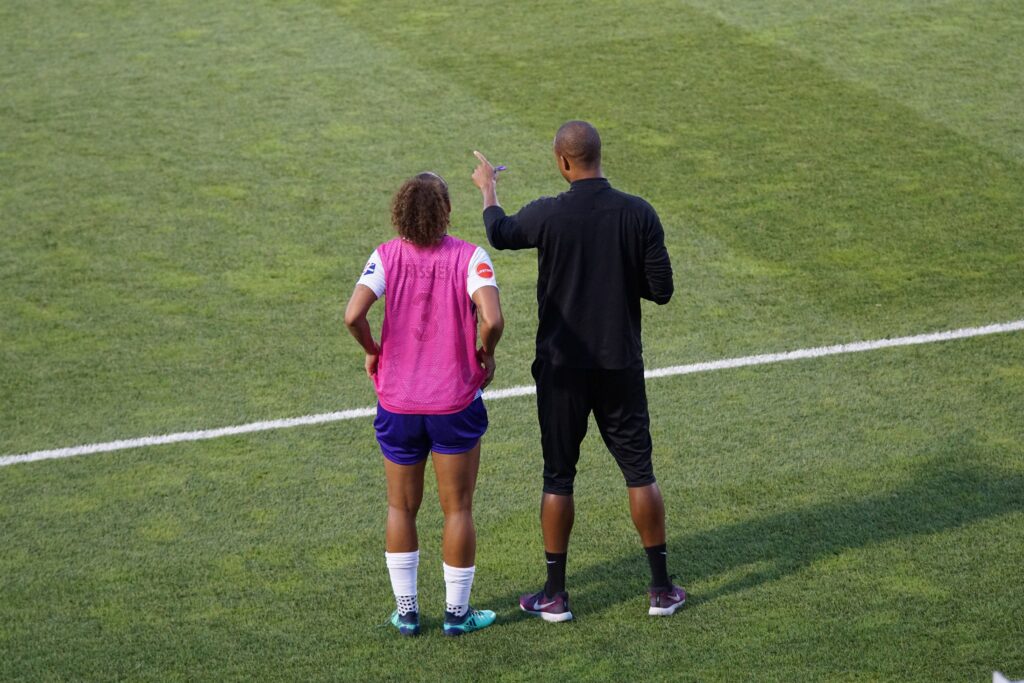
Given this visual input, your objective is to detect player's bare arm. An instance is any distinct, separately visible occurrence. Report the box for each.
[344,284,381,377]
[471,284,504,389]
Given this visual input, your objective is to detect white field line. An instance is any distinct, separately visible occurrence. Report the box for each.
[2,319,1022,468]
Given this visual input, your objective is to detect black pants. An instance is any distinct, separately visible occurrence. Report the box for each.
[532,360,656,495]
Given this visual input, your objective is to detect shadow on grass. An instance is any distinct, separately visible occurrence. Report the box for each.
[559,455,1024,614]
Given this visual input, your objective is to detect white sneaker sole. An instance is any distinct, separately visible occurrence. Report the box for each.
[648,600,686,616]
[521,606,574,622]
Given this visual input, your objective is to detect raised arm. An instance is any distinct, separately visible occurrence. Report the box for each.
[472,150,543,251]
[471,285,504,389]
[344,284,381,377]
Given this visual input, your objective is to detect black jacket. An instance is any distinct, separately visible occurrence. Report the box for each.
[484,177,673,368]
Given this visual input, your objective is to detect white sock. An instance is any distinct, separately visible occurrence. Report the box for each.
[443,562,475,617]
[385,550,419,615]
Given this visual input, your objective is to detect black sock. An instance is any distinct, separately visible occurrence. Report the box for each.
[645,543,670,590]
[544,551,567,596]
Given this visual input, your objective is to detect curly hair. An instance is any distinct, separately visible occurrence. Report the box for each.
[391,172,451,247]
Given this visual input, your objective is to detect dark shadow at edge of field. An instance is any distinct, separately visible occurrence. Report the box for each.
[543,449,1024,616]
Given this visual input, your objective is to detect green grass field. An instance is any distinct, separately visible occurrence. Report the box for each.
[2,1,1023,680]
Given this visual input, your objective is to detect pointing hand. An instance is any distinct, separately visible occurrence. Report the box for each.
[472,150,497,191]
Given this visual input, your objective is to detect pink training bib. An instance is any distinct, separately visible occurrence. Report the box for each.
[373,235,485,414]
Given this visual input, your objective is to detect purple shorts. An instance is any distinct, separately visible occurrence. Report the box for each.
[374,397,488,465]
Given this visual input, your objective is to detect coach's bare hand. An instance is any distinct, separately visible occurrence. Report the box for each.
[472,151,500,209]
[477,348,496,389]
[472,151,497,189]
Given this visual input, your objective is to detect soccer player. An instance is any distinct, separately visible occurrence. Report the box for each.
[471,121,687,621]
[344,172,505,637]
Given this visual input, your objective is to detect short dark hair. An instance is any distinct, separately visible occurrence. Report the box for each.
[554,120,602,168]
[391,173,450,247]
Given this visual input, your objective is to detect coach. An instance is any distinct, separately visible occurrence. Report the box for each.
[472,120,687,620]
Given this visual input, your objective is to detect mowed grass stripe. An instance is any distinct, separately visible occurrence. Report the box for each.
[4,1,1022,452]
[4,318,1022,467]
[0,2,576,455]
[342,0,1024,348]
[677,0,1024,164]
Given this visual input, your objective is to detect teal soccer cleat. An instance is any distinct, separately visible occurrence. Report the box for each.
[389,610,421,637]
[442,607,496,637]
